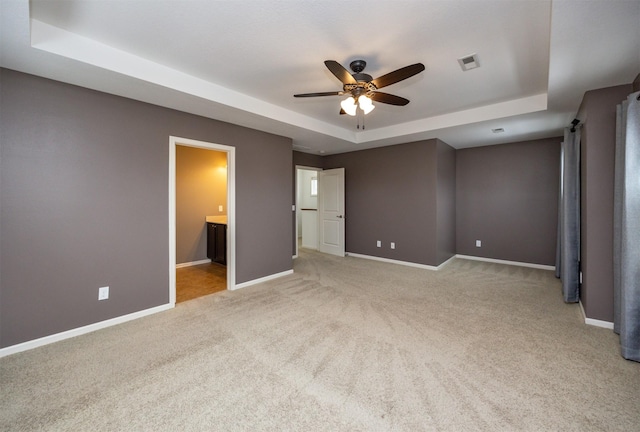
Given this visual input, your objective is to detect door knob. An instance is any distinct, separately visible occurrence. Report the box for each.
[337,215,343,218]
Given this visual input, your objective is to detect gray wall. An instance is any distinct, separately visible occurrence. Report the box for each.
[293,151,324,169]
[436,141,456,264]
[579,84,632,322]
[456,137,561,265]
[296,139,559,269]
[176,146,227,264]
[323,139,455,267]
[0,68,292,348]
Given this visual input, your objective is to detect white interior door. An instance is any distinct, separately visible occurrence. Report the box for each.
[319,168,345,256]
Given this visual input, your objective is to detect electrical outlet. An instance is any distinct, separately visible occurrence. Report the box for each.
[98,286,109,301]
[476,240,482,247]
[376,240,381,247]
[390,242,396,249]
[218,205,223,212]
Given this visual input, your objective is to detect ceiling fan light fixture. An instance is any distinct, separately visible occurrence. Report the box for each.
[358,95,375,114]
[295,59,425,124]
[341,96,357,116]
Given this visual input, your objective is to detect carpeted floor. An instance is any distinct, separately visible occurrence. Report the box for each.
[1,250,639,431]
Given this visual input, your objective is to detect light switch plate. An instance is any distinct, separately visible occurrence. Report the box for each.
[476,240,482,247]
[219,205,223,212]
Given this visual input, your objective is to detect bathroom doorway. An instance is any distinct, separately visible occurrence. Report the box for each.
[169,137,236,304]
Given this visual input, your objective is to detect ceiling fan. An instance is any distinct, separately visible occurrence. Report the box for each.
[294,59,425,116]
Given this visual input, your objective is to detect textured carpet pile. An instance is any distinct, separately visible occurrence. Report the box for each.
[2,251,639,431]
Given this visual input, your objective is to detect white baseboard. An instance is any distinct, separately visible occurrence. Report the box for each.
[175,259,211,268]
[232,269,294,290]
[579,300,614,329]
[346,253,454,271]
[437,255,457,269]
[455,254,555,271]
[584,318,614,329]
[0,303,174,358]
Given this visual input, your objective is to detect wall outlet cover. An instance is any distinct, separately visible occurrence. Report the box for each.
[98,286,109,300]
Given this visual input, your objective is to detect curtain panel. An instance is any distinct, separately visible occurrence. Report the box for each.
[614,91,640,362]
[556,127,581,303]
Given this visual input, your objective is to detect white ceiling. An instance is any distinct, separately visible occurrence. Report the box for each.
[1,0,639,154]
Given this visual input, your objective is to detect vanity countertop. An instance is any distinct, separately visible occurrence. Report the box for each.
[206,215,228,225]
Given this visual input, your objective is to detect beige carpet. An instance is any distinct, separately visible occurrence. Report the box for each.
[2,250,639,431]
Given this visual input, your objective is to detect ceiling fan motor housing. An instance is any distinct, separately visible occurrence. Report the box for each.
[352,73,373,82]
[349,60,373,87]
[344,80,378,97]
[349,59,367,73]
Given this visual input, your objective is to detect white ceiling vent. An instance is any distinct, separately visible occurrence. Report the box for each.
[458,53,480,71]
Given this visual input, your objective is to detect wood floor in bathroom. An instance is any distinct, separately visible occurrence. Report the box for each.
[176,262,226,303]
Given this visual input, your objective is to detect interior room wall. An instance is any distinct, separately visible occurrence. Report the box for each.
[0,68,292,348]
[176,146,227,264]
[436,140,456,264]
[456,137,561,265]
[293,151,325,169]
[323,139,454,267]
[578,83,633,322]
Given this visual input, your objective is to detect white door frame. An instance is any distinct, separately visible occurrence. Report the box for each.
[169,136,236,304]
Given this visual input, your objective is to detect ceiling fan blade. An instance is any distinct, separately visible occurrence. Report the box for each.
[369,92,410,106]
[324,60,357,85]
[294,91,343,98]
[370,63,425,89]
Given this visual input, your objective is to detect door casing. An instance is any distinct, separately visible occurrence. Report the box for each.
[169,136,236,305]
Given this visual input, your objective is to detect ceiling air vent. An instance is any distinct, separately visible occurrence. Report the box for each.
[458,53,480,71]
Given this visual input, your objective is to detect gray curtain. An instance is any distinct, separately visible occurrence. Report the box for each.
[555,144,564,278]
[614,101,627,334]
[614,91,640,362]
[556,127,581,303]
[556,126,580,303]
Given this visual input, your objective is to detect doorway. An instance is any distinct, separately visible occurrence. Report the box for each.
[295,166,345,258]
[169,137,236,305]
[296,166,320,256]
